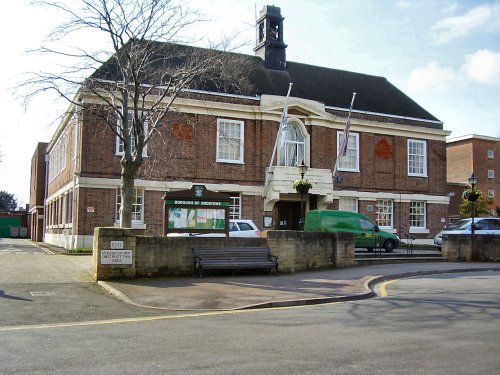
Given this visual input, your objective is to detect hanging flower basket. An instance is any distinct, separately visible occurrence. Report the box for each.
[463,190,481,202]
[293,179,312,194]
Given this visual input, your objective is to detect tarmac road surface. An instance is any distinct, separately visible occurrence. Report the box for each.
[0,238,161,327]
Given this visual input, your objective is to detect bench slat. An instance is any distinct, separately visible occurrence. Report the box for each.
[192,247,278,277]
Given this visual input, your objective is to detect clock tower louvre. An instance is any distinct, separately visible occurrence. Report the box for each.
[253,5,287,71]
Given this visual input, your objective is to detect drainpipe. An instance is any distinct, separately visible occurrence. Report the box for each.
[70,102,81,249]
[42,153,49,242]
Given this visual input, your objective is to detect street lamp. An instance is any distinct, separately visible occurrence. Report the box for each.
[297,160,308,180]
[296,160,309,230]
[468,173,478,235]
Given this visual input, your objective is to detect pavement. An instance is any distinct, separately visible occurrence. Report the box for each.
[36,241,500,312]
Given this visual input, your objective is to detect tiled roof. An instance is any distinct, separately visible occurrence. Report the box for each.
[91,42,440,124]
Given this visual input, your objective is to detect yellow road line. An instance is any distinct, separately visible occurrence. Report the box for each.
[0,300,346,332]
[378,279,398,297]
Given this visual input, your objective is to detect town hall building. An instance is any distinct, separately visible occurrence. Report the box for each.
[30,6,450,248]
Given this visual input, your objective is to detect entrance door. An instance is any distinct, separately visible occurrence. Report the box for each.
[274,201,301,230]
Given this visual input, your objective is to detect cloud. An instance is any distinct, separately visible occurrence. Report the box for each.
[396,1,412,9]
[462,49,500,85]
[431,3,500,43]
[408,62,457,90]
[409,49,500,90]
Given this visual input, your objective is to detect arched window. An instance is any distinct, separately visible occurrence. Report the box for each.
[279,121,305,167]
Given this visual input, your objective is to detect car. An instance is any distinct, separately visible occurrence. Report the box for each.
[228,219,261,237]
[304,210,400,252]
[434,217,500,248]
[168,219,261,238]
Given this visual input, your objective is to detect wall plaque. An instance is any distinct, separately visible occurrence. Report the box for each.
[100,250,133,265]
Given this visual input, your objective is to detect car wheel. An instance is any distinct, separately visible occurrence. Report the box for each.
[384,240,394,253]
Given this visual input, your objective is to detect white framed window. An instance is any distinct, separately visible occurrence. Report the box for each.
[408,139,427,177]
[488,170,495,179]
[73,112,80,161]
[488,189,495,198]
[339,197,358,212]
[337,132,359,172]
[410,201,426,229]
[228,193,242,219]
[279,121,305,167]
[216,119,244,164]
[376,199,393,228]
[48,131,68,181]
[116,112,148,157]
[115,188,144,224]
[487,150,495,159]
[67,190,73,226]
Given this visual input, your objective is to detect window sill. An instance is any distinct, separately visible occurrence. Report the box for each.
[337,169,360,173]
[408,174,428,178]
[115,153,148,158]
[409,228,430,234]
[114,223,146,230]
[216,160,245,165]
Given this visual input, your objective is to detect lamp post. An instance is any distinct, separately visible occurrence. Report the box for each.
[296,160,309,231]
[468,173,478,236]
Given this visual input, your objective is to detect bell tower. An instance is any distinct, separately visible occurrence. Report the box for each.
[254,5,287,71]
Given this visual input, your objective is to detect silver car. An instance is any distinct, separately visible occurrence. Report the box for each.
[434,217,500,248]
[168,219,261,238]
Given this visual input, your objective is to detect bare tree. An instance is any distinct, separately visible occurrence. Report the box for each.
[23,0,254,228]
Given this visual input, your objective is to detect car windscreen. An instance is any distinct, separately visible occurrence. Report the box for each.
[447,219,471,230]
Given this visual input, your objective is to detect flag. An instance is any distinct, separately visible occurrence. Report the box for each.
[338,92,356,157]
[263,82,293,198]
[279,83,293,149]
[338,117,351,157]
[332,92,357,179]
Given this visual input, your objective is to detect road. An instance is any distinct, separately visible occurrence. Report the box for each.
[0,238,158,326]
[1,239,499,374]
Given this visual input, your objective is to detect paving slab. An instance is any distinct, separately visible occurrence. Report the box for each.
[99,262,500,311]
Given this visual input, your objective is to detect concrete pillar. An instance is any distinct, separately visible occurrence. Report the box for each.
[93,227,136,281]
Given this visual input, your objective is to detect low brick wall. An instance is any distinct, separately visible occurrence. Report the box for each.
[93,228,355,281]
[471,235,500,261]
[442,234,500,262]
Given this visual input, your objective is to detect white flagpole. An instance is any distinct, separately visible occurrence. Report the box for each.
[332,92,357,180]
[263,82,293,197]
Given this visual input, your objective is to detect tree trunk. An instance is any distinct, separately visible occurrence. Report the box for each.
[119,160,139,228]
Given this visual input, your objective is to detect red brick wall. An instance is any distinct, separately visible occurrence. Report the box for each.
[335,134,446,195]
[447,142,472,183]
[447,138,499,210]
[43,101,449,239]
[472,139,499,208]
[29,143,47,209]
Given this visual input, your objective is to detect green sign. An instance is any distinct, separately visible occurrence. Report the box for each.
[167,207,226,230]
[164,199,230,207]
[163,185,230,235]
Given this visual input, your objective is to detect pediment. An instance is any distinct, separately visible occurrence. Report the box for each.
[260,95,331,119]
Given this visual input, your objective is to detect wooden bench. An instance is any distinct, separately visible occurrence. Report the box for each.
[192,247,278,277]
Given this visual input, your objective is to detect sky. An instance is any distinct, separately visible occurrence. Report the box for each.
[1,0,499,207]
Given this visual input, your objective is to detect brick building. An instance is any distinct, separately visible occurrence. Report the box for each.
[31,6,450,248]
[28,142,48,242]
[446,134,500,218]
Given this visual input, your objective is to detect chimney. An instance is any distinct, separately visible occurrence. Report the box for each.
[253,5,287,71]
